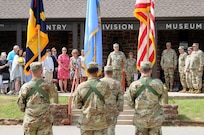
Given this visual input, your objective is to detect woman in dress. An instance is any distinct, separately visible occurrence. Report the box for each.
[79,49,87,82]
[70,49,81,83]
[57,47,70,93]
[10,48,24,94]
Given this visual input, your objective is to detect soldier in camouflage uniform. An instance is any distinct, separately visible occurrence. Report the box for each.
[73,62,111,135]
[100,66,124,135]
[189,43,204,94]
[125,52,138,86]
[160,42,177,91]
[127,61,166,135]
[107,43,126,82]
[178,46,188,93]
[184,47,194,93]
[17,62,55,135]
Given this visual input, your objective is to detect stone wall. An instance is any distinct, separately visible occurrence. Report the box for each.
[52,104,180,126]
[0,104,69,126]
[0,118,23,125]
[1,103,204,126]
[163,104,179,122]
[50,104,68,125]
[0,104,180,126]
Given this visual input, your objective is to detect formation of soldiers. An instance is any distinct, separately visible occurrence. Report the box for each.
[17,42,203,135]
[107,43,138,88]
[73,43,167,135]
[161,42,204,94]
[73,60,166,135]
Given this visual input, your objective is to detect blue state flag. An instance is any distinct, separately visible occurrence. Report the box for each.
[24,0,49,75]
[84,0,103,75]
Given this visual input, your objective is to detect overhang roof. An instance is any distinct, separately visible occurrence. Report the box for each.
[0,0,203,19]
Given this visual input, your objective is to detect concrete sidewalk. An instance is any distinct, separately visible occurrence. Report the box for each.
[1,125,204,135]
[59,91,204,99]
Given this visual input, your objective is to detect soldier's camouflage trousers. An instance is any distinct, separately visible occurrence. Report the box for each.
[179,72,187,89]
[108,117,117,135]
[24,123,53,135]
[164,68,174,90]
[113,69,122,82]
[185,71,193,89]
[135,125,162,135]
[126,72,134,86]
[108,124,116,135]
[190,69,203,90]
[80,128,108,135]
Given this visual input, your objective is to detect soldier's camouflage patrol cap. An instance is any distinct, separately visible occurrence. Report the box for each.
[113,43,119,47]
[192,43,199,46]
[166,42,171,46]
[140,61,152,70]
[188,47,193,50]
[88,62,98,69]
[178,46,184,49]
[128,52,133,55]
[30,62,42,71]
[104,65,113,72]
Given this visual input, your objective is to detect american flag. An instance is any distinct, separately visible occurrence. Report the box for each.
[134,0,156,69]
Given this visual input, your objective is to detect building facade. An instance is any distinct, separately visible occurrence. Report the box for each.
[1,0,204,79]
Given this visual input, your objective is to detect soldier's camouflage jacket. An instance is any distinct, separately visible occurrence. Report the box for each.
[160,49,177,69]
[127,75,166,128]
[100,76,124,124]
[73,77,111,130]
[189,50,204,70]
[17,78,55,127]
[107,51,126,69]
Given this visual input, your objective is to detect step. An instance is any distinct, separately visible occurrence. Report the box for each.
[72,109,81,115]
[71,105,135,125]
[117,115,134,120]
[123,105,133,110]
[117,120,133,125]
[72,110,135,116]
[71,120,78,125]
[72,117,134,125]
[120,110,134,115]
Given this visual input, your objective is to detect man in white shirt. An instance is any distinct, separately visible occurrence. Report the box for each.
[42,49,54,82]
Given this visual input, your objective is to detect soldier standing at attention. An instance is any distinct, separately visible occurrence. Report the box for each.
[107,43,126,82]
[100,66,124,135]
[125,52,137,87]
[184,47,194,93]
[189,43,204,94]
[17,62,55,135]
[127,61,166,135]
[74,62,110,135]
[160,42,177,91]
[178,46,188,93]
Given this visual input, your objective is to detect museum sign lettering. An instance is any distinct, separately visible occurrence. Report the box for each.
[46,24,68,31]
[165,23,203,30]
[102,23,137,30]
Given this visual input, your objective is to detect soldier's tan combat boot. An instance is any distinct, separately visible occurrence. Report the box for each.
[180,88,187,93]
[185,88,190,93]
[195,89,201,94]
[188,89,193,93]
[187,88,192,93]
[169,86,173,92]
[192,89,198,94]
[189,89,195,93]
